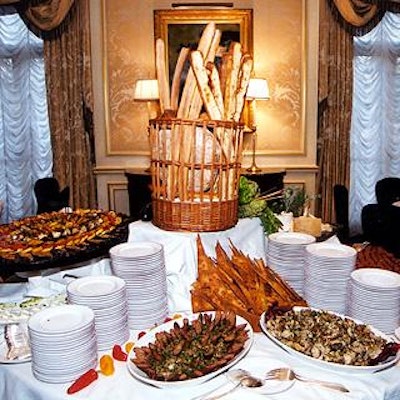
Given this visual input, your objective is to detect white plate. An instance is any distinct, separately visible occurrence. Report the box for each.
[269,232,316,245]
[28,305,94,334]
[226,357,295,395]
[127,312,254,388]
[305,243,357,258]
[67,275,125,297]
[110,242,163,258]
[0,294,67,325]
[260,307,400,374]
[395,327,400,341]
[351,268,400,289]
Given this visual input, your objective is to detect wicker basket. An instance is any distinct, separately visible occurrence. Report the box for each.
[149,118,244,232]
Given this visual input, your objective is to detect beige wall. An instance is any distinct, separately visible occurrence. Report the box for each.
[90,0,319,214]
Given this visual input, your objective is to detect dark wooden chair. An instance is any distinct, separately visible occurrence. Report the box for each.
[34,177,70,214]
[333,184,350,243]
[362,177,400,257]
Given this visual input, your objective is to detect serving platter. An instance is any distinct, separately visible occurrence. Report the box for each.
[260,307,400,374]
[0,294,67,325]
[0,210,130,275]
[127,312,254,388]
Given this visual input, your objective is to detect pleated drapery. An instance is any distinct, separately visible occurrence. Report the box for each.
[0,0,95,222]
[43,0,96,210]
[316,2,353,225]
[318,1,400,230]
[0,6,52,223]
[350,11,400,234]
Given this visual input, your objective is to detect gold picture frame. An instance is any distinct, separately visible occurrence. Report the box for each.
[154,9,253,86]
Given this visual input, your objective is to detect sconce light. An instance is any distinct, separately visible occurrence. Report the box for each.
[134,79,160,119]
[245,78,270,174]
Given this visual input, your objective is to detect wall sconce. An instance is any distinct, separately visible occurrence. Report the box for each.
[134,79,160,119]
[245,78,270,174]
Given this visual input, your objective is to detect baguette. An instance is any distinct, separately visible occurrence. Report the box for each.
[170,47,190,111]
[155,38,171,114]
[206,62,224,117]
[190,50,222,121]
[224,42,242,121]
[232,54,253,122]
[178,22,216,119]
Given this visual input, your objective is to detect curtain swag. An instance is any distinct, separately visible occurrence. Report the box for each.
[0,0,74,31]
[332,0,400,28]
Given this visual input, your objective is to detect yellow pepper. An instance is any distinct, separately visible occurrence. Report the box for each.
[125,341,134,354]
[99,354,115,376]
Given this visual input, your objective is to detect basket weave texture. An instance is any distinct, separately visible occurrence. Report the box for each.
[149,118,244,232]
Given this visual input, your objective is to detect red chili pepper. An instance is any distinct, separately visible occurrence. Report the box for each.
[112,344,128,361]
[67,368,98,394]
[138,331,146,339]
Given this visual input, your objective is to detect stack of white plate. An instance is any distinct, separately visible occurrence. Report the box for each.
[67,276,129,351]
[28,304,97,383]
[267,232,316,296]
[304,242,357,314]
[348,268,400,334]
[109,241,168,330]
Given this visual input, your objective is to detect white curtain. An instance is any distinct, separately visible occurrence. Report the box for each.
[0,6,52,223]
[349,11,400,234]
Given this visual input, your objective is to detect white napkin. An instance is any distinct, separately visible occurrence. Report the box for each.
[25,276,65,298]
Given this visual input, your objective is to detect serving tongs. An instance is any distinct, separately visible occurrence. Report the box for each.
[4,323,31,361]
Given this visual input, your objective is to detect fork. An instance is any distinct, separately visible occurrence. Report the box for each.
[264,367,349,393]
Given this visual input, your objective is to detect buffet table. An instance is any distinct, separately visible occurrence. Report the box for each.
[1,327,399,400]
[0,218,399,400]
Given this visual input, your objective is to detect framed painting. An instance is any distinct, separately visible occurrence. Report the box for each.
[154,9,253,87]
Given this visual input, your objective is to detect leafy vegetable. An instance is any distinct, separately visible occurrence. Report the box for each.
[238,176,260,205]
[238,177,282,235]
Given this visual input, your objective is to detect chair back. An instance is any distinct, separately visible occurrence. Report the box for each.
[333,184,349,242]
[375,177,400,207]
[34,177,70,214]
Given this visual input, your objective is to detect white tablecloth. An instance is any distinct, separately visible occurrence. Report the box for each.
[1,219,400,400]
[1,330,399,400]
[127,218,267,312]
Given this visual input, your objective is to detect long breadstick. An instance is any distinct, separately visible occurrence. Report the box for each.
[178,22,216,119]
[224,42,242,121]
[170,47,190,111]
[206,62,224,117]
[155,38,171,114]
[190,50,222,121]
[232,54,253,122]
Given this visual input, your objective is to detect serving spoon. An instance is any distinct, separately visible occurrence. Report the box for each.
[189,369,263,400]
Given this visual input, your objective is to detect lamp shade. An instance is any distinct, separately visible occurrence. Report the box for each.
[134,79,159,101]
[246,78,270,100]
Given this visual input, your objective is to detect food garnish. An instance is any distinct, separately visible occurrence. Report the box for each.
[132,311,248,381]
[99,355,115,376]
[112,344,128,361]
[125,342,134,354]
[66,368,98,394]
[265,307,396,366]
